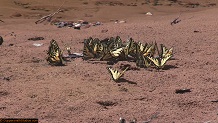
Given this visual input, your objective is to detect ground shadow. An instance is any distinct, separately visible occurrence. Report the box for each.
[116,78,137,85]
[162,65,178,70]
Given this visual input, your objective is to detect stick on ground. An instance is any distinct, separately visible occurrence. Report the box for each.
[171,13,182,25]
[35,1,65,24]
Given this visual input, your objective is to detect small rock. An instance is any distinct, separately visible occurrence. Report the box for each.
[211,100,218,103]
[145,12,152,16]
[0,107,6,110]
[33,43,43,47]
[119,20,126,23]
[57,22,66,28]
[74,27,80,30]
[82,21,89,25]
[194,30,200,33]
[175,89,191,94]
[75,23,81,28]
[93,22,101,26]
[78,20,84,23]
[119,117,126,123]
[129,118,137,123]
[96,22,101,25]
[101,29,108,33]
[0,19,4,23]
[0,36,3,45]
[84,24,91,28]
[11,12,22,17]
[3,77,10,81]
[8,44,14,46]
[74,24,81,30]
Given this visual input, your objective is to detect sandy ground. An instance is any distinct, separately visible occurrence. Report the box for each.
[0,0,218,123]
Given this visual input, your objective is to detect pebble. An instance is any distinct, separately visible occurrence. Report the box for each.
[145,12,153,16]
[119,20,126,23]
[101,29,108,33]
[74,23,81,28]
[33,43,43,47]
[11,12,22,17]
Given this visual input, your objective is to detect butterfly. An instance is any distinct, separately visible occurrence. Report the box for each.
[120,38,137,59]
[135,43,151,68]
[82,39,96,60]
[107,67,129,81]
[147,54,172,69]
[46,39,64,66]
[137,42,147,53]
[114,36,123,48]
[122,38,135,58]
[161,44,173,58]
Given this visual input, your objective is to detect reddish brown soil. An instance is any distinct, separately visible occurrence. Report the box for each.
[0,0,218,123]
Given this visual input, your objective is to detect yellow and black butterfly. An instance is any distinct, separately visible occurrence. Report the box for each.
[46,39,64,66]
[161,44,173,58]
[107,67,129,81]
[121,38,135,59]
[106,36,123,50]
[122,38,137,58]
[135,43,151,68]
[147,54,172,69]
[114,36,123,48]
[137,42,147,52]
[83,40,95,60]
[106,37,116,50]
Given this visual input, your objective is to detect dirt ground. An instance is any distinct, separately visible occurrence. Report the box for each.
[0,0,218,123]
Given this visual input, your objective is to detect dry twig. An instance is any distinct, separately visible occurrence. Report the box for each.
[35,1,65,24]
[171,13,181,26]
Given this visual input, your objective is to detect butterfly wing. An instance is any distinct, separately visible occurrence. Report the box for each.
[114,36,123,48]
[143,44,156,57]
[136,56,151,68]
[100,51,113,61]
[110,48,123,57]
[147,56,160,67]
[166,47,173,58]
[164,48,173,58]
[160,54,172,67]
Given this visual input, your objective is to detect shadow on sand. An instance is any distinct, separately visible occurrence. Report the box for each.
[116,78,137,85]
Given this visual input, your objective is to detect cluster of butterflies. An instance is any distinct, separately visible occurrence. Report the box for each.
[83,36,173,68]
[46,36,173,81]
